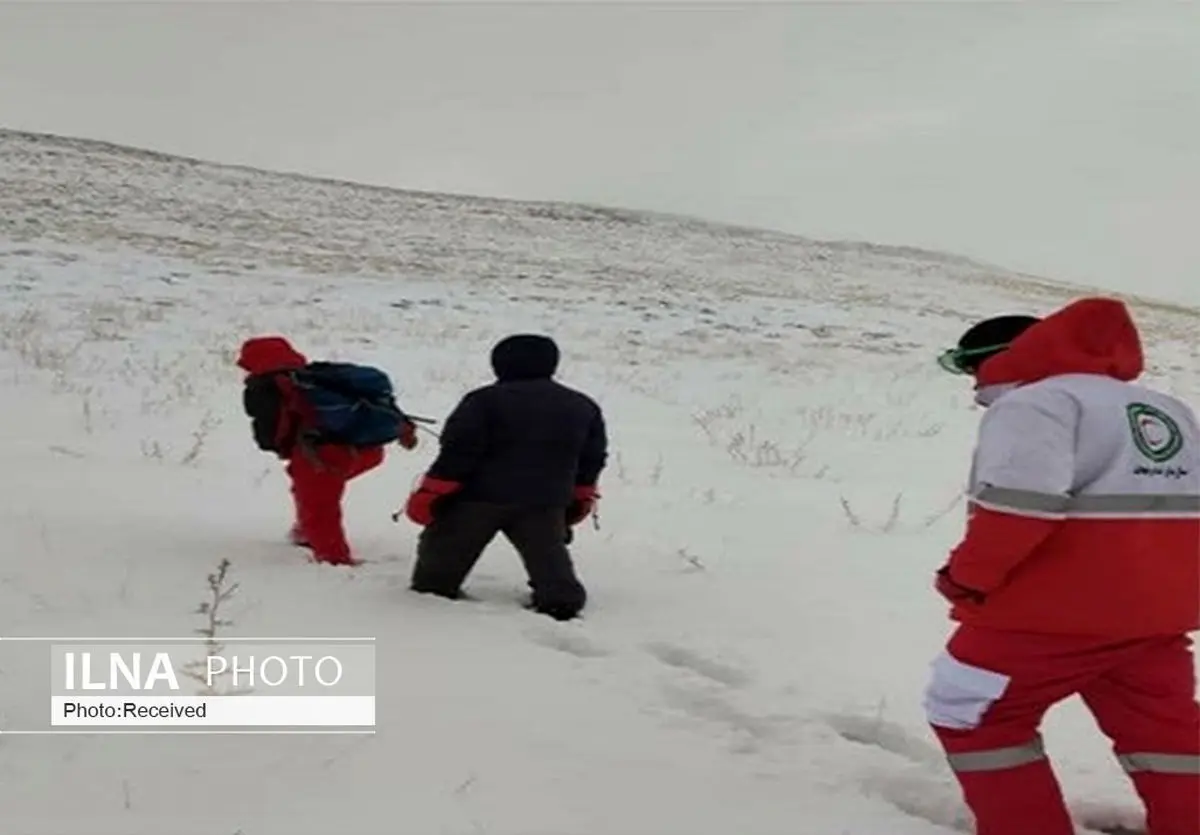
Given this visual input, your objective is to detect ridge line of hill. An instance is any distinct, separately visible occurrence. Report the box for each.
[2,125,1195,319]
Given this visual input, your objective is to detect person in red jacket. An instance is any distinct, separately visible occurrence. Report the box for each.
[928,297,1200,835]
[237,335,416,566]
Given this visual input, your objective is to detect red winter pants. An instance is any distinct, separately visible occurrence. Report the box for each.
[924,625,1200,835]
[285,444,383,564]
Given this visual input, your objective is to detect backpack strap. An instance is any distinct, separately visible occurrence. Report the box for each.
[274,372,319,450]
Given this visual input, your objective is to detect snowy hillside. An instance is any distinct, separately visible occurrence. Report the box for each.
[0,128,1196,835]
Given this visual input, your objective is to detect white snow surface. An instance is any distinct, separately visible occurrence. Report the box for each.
[0,129,1196,835]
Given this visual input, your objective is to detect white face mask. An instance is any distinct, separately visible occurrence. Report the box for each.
[973,383,1018,407]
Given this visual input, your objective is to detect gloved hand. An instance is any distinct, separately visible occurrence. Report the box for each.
[397,419,418,450]
[402,475,461,526]
[566,485,599,526]
[935,565,985,604]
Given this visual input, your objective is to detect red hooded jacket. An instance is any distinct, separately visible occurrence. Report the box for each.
[237,336,308,376]
[238,336,311,456]
[945,297,1200,637]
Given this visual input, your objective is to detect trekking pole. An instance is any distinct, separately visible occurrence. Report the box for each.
[403,412,440,440]
[390,473,425,523]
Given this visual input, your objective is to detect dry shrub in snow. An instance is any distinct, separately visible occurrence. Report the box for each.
[182,558,252,697]
[838,491,964,534]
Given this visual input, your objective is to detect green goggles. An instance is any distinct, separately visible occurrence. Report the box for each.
[936,343,1010,375]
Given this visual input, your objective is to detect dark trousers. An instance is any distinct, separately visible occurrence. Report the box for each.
[410,500,587,620]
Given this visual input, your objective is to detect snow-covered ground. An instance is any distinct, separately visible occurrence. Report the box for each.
[0,129,1196,835]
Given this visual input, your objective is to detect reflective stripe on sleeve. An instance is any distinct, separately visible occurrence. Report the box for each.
[945,736,1046,773]
[974,486,1200,520]
[1117,752,1200,774]
[973,487,1068,519]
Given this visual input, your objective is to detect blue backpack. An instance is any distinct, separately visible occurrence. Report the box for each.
[290,361,408,447]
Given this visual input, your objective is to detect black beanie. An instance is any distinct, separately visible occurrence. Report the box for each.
[491,334,560,381]
[950,314,1041,373]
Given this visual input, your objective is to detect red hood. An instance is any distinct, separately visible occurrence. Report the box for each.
[976,297,1143,387]
[236,336,308,375]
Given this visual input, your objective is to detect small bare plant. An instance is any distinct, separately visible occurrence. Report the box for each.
[182,558,253,696]
[694,397,824,476]
[691,397,744,442]
[180,411,221,466]
[840,496,863,529]
[915,422,945,439]
[678,547,706,573]
[790,401,928,443]
[919,491,966,529]
[648,454,664,486]
[726,425,808,473]
[81,392,95,435]
[692,412,719,443]
[840,490,963,533]
[612,450,629,483]
[882,494,903,532]
[136,353,206,415]
[423,364,469,385]
[82,302,130,342]
[839,493,904,533]
[139,439,165,461]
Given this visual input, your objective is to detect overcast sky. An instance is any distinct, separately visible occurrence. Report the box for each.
[1,2,1197,306]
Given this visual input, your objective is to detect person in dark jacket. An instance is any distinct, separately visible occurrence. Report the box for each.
[400,334,607,620]
[238,335,418,566]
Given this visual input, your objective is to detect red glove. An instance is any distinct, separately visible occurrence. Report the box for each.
[934,566,985,604]
[566,485,599,526]
[397,419,418,450]
[403,475,461,526]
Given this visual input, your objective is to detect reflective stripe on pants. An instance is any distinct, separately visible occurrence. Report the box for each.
[946,735,1046,773]
[1117,752,1200,775]
[927,627,1200,835]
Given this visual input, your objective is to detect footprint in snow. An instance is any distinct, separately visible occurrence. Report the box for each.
[657,681,788,753]
[525,627,610,659]
[823,711,946,768]
[833,714,1145,835]
[857,765,973,833]
[643,641,752,688]
[860,767,1145,835]
[47,445,86,459]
